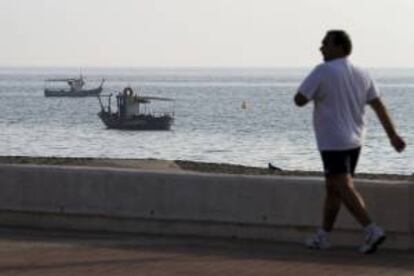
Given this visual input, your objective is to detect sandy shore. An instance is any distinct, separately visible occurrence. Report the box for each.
[0,156,412,181]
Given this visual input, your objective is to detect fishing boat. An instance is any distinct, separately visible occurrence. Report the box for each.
[44,75,104,97]
[97,87,174,130]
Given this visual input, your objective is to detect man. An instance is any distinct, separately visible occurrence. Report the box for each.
[294,30,406,254]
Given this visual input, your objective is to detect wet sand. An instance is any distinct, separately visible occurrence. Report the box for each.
[0,156,411,181]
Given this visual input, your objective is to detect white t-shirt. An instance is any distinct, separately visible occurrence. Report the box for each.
[298,58,380,151]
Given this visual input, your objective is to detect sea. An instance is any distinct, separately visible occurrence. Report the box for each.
[0,67,413,175]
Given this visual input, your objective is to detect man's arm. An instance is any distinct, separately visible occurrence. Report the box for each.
[294,92,310,107]
[368,97,406,152]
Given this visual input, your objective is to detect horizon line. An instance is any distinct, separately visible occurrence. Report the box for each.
[1,65,414,70]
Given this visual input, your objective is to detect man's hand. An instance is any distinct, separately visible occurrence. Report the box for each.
[369,97,406,153]
[390,134,406,153]
[294,92,309,107]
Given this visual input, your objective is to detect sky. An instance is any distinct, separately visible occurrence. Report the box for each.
[0,0,413,68]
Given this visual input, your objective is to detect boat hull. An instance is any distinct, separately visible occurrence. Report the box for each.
[98,111,173,130]
[44,87,102,97]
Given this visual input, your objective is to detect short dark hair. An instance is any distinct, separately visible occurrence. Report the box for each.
[327,30,352,56]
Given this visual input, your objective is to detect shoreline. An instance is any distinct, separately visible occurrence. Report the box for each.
[0,156,412,181]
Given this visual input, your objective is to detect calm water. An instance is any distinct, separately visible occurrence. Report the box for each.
[0,67,413,175]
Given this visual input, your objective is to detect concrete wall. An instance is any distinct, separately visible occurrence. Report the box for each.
[0,164,413,249]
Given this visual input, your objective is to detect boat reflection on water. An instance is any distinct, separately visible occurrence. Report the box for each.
[97,87,174,130]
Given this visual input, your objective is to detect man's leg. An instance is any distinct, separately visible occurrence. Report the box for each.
[330,173,371,227]
[322,177,342,232]
[306,178,340,249]
[330,173,387,253]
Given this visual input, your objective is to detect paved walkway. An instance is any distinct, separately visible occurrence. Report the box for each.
[0,227,413,276]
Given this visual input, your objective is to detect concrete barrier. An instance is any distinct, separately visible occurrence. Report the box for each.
[0,164,412,249]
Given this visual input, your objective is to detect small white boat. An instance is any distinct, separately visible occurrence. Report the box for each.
[44,75,104,97]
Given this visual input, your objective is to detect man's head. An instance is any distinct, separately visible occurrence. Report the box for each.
[320,30,352,62]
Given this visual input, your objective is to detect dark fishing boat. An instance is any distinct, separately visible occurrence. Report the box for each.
[97,87,174,130]
[44,75,104,97]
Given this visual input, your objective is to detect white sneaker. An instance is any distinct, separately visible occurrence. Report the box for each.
[306,229,331,250]
[359,225,386,254]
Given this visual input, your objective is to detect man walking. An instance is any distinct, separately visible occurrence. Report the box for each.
[294,30,406,254]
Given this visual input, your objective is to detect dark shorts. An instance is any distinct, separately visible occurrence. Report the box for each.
[320,147,361,177]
